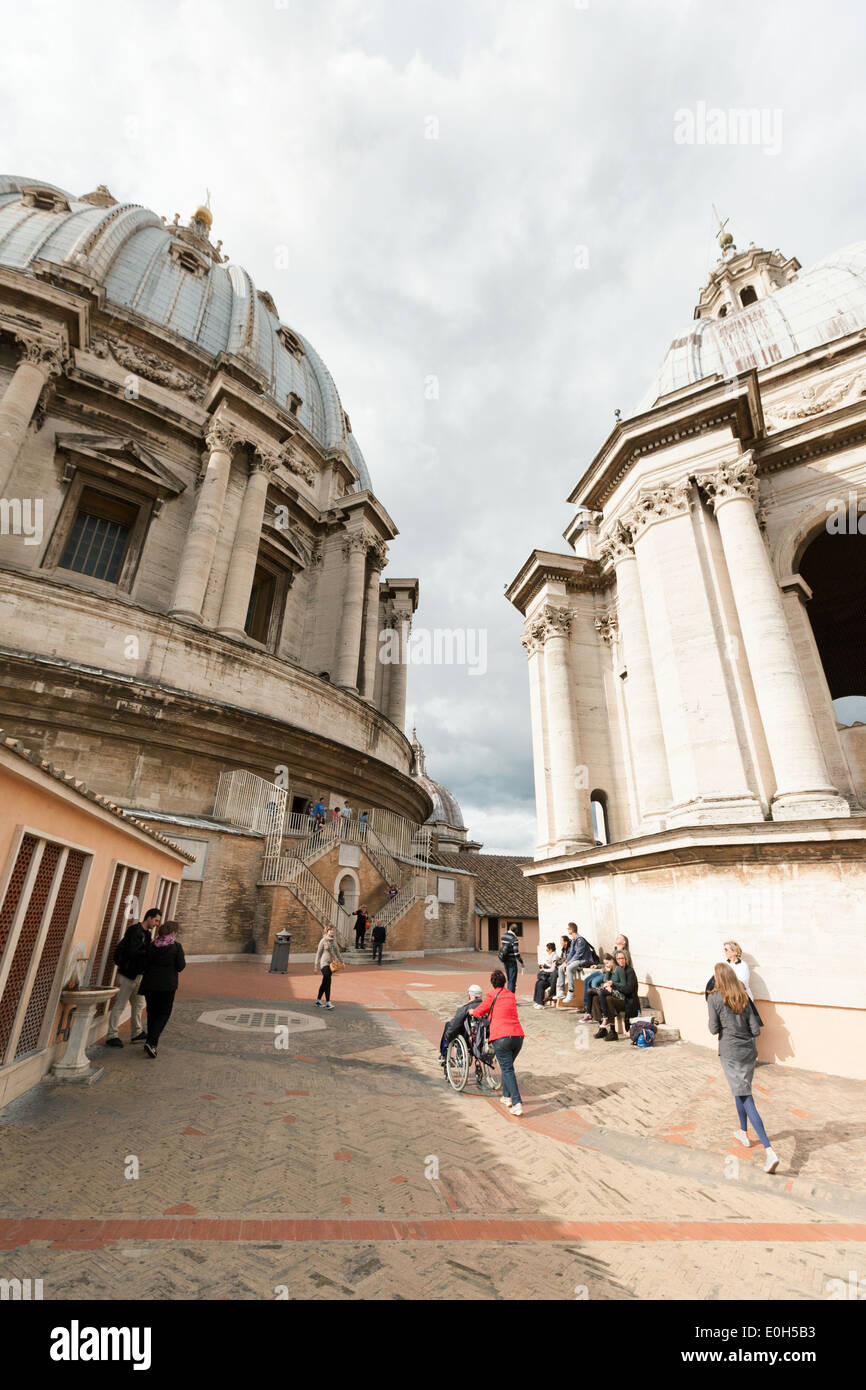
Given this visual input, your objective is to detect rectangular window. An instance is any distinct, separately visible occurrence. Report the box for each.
[437,876,456,904]
[89,861,149,989]
[0,832,91,1067]
[58,488,138,583]
[245,564,277,644]
[154,877,179,919]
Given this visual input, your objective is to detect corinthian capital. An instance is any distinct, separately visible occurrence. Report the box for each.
[695,455,759,510]
[204,417,238,453]
[594,612,619,645]
[251,445,280,478]
[623,482,692,538]
[598,520,635,567]
[368,538,389,572]
[527,604,573,647]
[16,334,67,378]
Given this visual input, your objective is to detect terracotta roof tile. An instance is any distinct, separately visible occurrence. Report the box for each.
[432,850,537,918]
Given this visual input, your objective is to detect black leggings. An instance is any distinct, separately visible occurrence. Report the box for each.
[143,989,175,1045]
[317,965,332,1001]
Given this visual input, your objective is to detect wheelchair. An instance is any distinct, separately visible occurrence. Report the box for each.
[442,1014,501,1094]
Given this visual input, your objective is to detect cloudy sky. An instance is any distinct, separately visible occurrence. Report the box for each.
[2,0,864,850]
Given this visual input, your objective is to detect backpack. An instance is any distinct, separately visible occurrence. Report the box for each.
[629,1018,657,1047]
[585,940,600,966]
[497,936,516,963]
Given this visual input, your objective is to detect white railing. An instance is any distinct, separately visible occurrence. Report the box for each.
[261,853,354,946]
[214,770,288,837]
[376,877,422,931]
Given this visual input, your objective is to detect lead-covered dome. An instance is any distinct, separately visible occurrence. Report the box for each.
[0,175,371,488]
[410,729,466,833]
[636,240,866,414]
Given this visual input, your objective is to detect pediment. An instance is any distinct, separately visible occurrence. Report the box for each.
[55,433,186,496]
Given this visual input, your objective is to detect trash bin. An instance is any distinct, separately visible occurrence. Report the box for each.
[269,930,292,973]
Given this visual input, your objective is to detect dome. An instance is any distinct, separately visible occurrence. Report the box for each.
[0,175,372,490]
[636,240,866,414]
[410,730,465,831]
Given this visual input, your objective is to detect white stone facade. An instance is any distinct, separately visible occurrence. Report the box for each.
[508,235,866,1078]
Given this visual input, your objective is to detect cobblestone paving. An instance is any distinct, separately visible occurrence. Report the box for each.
[0,957,863,1301]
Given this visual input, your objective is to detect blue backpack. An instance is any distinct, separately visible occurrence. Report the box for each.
[630,1018,657,1047]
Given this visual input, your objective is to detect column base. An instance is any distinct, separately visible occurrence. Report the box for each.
[666,795,765,828]
[216,625,247,641]
[771,791,851,821]
[169,608,204,626]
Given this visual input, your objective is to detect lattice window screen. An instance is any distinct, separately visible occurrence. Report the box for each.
[90,863,125,986]
[155,877,179,918]
[0,842,62,1060]
[97,866,147,988]
[14,849,88,1061]
[0,834,38,962]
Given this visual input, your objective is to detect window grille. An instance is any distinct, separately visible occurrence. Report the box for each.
[0,842,62,1060]
[14,849,88,1061]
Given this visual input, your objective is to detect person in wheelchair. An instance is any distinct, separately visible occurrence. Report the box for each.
[439,984,484,1071]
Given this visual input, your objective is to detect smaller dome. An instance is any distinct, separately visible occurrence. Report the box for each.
[410,729,465,831]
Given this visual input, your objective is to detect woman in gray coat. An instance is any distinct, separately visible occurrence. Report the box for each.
[314,926,343,1010]
[708,962,779,1173]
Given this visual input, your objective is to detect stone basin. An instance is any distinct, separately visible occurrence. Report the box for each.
[52,985,118,1083]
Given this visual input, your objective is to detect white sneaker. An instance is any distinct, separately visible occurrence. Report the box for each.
[563,994,573,1003]
[315,999,323,1007]
[732,1129,751,1148]
[533,1003,543,1009]
[499,1096,512,1108]
[323,1002,335,1009]
[764,1148,780,1174]
[510,1103,523,1117]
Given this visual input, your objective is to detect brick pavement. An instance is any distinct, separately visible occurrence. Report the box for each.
[0,955,863,1301]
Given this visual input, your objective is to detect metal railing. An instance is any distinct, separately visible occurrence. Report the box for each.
[214,770,288,837]
[261,853,354,946]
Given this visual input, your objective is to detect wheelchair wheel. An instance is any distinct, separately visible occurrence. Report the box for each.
[445,1035,470,1091]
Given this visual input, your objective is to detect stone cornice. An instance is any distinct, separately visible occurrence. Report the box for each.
[505,550,606,615]
[567,374,762,512]
[622,481,692,538]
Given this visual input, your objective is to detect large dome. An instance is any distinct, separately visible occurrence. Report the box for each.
[0,175,371,489]
[410,730,465,831]
[636,240,866,414]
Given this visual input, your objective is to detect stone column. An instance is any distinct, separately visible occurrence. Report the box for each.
[521,625,553,854]
[170,420,236,624]
[360,541,387,701]
[336,533,370,690]
[385,611,411,728]
[216,452,273,638]
[628,483,763,826]
[533,604,594,851]
[0,336,65,495]
[698,457,849,819]
[600,523,672,830]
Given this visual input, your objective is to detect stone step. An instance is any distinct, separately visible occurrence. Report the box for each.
[550,993,665,1024]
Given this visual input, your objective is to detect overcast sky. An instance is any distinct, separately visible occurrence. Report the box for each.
[2,0,864,851]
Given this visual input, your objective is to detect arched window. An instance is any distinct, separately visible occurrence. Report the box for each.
[590,790,610,846]
[718,303,728,318]
[799,527,866,725]
[739,284,758,307]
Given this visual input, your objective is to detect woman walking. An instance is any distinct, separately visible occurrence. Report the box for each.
[708,962,779,1173]
[472,968,526,1116]
[315,925,343,1009]
[140,920,185,1059]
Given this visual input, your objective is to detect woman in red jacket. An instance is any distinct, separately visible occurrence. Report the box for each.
[472,969,526,1116]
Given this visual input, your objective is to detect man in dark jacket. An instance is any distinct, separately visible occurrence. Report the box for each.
[498,927,524,994]
[370,919,386,965]
[105,908,161,1047]
[439,984,484,1064]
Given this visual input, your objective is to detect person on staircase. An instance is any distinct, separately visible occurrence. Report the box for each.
[353,904,369,950]
[371,918,386,965]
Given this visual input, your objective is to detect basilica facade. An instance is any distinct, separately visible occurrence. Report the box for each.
[508,233,866,1079]
[0,175,440,959]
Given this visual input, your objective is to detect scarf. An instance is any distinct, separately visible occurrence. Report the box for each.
[152,934,176,947]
